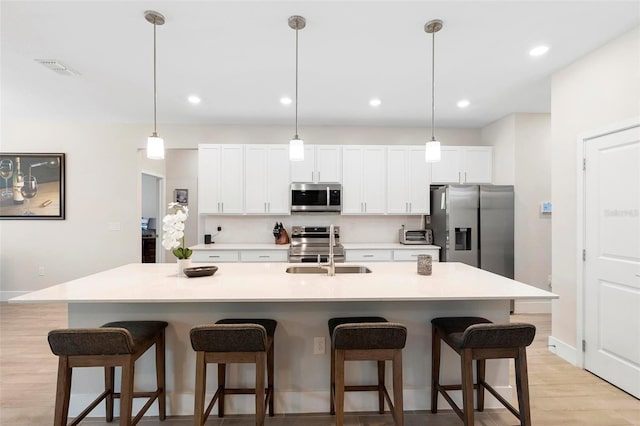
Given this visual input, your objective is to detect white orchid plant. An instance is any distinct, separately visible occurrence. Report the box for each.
[162,202,192,260]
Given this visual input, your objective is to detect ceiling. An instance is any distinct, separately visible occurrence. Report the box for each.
[2,1,639,129]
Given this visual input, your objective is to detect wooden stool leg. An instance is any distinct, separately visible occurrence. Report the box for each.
[515,347,532,426]
[119,357,135,426]
[335,349,346,426]
[392,349,404,426]
[460,349,474,426]
[53,356,72,426]
[267,340,275,416]
[217,363,226,417]
[377,360,385,414]
[431,326,441,413]
[194,351,206,426]
[255,352,266,426]
[330,346,336,415]
[477,359,486,411]
[156,332,166,420]
[104,366,114,422]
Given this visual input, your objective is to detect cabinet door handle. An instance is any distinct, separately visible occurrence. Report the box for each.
[464,172,467,183]
[259,255,269,258]
[221,202,224,213]
[311,171,314,182]
[458,172,461,184]
[208,255,220,258]
[318,171,321,181]
[363,254,374,258]
[268,202,271,212]
[364,202,367,212]
[409,202,412,212]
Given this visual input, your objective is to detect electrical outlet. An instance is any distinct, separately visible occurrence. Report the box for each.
[313,337,325,355]
[38,266,45,276]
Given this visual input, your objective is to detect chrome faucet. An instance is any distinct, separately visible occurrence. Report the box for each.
[318,224,336,276]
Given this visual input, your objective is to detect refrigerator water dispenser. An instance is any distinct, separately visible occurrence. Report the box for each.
[455,227,472,250]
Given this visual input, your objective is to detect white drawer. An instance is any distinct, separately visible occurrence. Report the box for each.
[346,249,393,262]
[191,250,239,263]
[240,250,288,262]
[393,249,440,262]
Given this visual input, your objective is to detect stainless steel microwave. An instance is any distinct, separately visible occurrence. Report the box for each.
[290,183,342,213]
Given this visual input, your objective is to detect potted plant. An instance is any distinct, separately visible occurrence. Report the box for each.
[162,202,192,276]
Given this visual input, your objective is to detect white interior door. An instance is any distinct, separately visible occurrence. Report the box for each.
[584,125,640,398]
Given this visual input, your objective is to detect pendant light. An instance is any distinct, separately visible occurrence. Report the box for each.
[425,19,443,163]
[145,11,165,160]
[288,15,306,162]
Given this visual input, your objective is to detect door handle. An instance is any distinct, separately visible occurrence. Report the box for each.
[318,171,321,182]
[464,172,467,183]
[458,171,461,184]
[363,254,374,258]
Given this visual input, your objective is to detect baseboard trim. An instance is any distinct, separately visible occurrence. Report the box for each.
[548,335,578,366]
[0,291,29,302]
[513,299,551,314]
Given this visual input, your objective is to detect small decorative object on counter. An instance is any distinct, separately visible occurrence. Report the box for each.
[417,254,432,276]
[274,222,290,245]
[162,202,192,276]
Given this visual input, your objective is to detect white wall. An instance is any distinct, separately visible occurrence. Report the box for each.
[481,113,552,314]
[550,27,640,349]
[0,121,481,298]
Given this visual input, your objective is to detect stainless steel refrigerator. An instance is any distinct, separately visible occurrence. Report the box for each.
[430,185,514,279]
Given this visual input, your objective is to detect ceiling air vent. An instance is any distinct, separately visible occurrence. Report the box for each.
[34,59,80,76]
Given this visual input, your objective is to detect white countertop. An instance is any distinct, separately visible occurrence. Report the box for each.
[190,243,440,250]
[11,262,556,304]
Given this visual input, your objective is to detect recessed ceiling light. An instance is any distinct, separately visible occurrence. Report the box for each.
[187,95,201,104]
[457,99,470,108]
[529,45,549,57]
[280,97,293,105]
[369,98,382,107]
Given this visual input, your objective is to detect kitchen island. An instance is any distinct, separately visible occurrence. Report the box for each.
[11,261,556,417]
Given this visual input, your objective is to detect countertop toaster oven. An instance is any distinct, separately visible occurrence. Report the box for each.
[399,228,433,245]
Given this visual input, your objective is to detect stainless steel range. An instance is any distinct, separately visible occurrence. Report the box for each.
[288,226,345,263]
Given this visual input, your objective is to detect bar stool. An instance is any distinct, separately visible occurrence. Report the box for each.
[431,317,536,426]
[328,316,407,426]
[47,320,168,426]
[189,318,277,426]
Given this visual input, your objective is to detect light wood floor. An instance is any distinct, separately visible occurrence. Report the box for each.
[0,303,638,425]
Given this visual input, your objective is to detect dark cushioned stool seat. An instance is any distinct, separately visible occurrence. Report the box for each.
[190,319,277,426]
[328,317,407,426]
[430,317,536,426]
[48,320,168,426]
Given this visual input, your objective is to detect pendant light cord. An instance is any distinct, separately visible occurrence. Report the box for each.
[295,26,299,138]
[431,29,435,141]
[153,19,158,136]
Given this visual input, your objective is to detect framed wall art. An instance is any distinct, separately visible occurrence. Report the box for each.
[174,188,188,205]
[0,153,66,220]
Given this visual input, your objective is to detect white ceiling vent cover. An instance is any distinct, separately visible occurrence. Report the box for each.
[34,59,80,76]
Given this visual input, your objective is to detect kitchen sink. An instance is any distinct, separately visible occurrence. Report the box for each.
[286,265,372,274]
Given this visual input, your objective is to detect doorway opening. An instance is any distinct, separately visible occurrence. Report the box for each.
[141,172,165,263]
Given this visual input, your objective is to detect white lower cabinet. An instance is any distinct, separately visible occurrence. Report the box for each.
[191,251,239,263]
[392,249,440,262]
[345,249,393,262]
[240,250,288,262]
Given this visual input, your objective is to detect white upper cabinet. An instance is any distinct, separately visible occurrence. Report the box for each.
[431,146,493,184]
[342,146,387,214]
[244,145,290,215]
[290,145,342,183]
[198,144,244,214]
[387,146,431,214]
